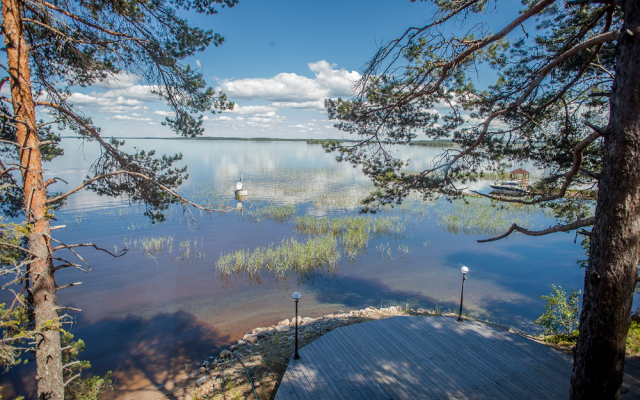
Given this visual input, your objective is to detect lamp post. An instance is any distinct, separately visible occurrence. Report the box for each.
[458,266,469,322]
[292,292,301,359]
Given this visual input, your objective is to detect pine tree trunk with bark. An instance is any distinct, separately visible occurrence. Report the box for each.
[1,0,64,398]
[570,1,640,399]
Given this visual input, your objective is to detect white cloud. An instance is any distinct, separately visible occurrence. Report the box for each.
[102,85,163,102]
[196,60,203,69]
[69,92,142,107]
[217,61,360,105]
[272,100,325,110]
[112,114,151,121]
[227,104,278,116]
[153,110,175,117]
[217,116,233,121]
[93,73,140,89]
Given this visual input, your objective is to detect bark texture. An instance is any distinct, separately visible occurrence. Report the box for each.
[1,0,63,399]
[570,1,640,399]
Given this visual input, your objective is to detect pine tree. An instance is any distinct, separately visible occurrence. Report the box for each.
[325,1,639,398]
[0,1,237,398]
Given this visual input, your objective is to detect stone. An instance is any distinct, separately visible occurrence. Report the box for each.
[275,324,290,332]
[277,319,290,326]
[196,376,207,387]
[199,367,207,374]
[243,333,254,340]
[247,336,258,344]
[230,345,238,351]
[201,360,210,368]
[289,316,302,326]
[302,317,315,324]
[252,327,263,335]
[220,350,232,359]
[236,340,246,346]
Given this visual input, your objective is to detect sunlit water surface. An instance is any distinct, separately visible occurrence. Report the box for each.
[3,138,633,399]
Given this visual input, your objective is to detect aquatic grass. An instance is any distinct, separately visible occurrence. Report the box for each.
[216,235,340,283]
[293,215,404,238]
[435,197,555,237]
[123,235,174,259]
[246,204,298,223]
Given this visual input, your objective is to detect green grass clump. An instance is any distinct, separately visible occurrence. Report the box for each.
[544,331,579,346]
[216,235,340,283]
[124,235,174,258]
[627,320,640,356]
[435,197,555,237]
[246,204,298,223]
[293,215,405,260]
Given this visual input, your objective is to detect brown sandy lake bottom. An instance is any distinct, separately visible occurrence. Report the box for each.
[2,139,637,399]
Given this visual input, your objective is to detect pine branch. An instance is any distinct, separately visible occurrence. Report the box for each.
[45,170,235,212]
[478,217,596,243]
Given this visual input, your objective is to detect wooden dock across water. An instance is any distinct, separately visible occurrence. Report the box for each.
[274,316,639,400]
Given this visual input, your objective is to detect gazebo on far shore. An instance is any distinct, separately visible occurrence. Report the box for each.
[510,168,531,185]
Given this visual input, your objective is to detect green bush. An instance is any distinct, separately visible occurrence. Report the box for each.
[535,285,581,337]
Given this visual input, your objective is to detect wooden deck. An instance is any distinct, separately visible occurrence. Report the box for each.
[275,316,639,400]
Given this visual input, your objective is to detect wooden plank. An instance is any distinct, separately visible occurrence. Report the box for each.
[333,325,421,400]
[303,333,368,400]
[405,317,567,396]
[388,316,567,399]
[371,317,486,400]
[295,346,346,400]
[388,317,529,399]
[273,315,587,400]
[343,320,451,399]
[276,369,299,400]
[622,356,640,400]
[318,330,376,400]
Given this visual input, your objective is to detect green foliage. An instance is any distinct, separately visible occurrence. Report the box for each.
[627,320,640,356]
[535,285,581,337]
[0,299,33,368]
[323,0,612,229]
[61,332,113,400]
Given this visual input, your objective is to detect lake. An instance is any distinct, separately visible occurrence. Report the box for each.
[2,138,626,399]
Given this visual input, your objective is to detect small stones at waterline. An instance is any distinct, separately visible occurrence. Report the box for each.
[186,306,412,400]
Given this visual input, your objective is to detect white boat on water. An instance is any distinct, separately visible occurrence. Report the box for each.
[489,181,529,193]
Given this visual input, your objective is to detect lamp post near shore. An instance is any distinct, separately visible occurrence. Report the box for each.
[458,266,469,322]
[292,292,301,359]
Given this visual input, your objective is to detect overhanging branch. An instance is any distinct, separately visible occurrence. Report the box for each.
[45,170,235,212]
[478,217,595,243]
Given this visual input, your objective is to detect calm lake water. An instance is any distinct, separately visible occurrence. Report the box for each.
[3,138,634,399]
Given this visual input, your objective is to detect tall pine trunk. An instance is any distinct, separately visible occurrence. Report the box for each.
[570,1,640,399]
[1,0,64,398]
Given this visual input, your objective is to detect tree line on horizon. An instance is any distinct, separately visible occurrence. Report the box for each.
[0,0,639,399]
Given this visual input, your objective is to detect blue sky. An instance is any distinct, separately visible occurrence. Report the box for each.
[38,0,525,139]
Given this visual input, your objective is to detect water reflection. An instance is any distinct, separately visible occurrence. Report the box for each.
[1,138,602,399]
